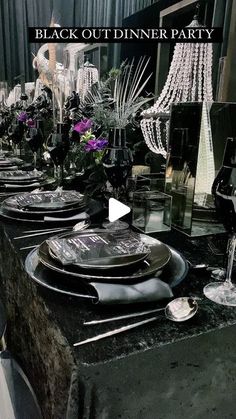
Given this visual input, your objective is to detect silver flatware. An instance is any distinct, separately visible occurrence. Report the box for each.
[74,316,158,347]
[20,244,39,251]
[15,221,89,240]
[84,308,165,325]
[13,228,69,240]
[84,296,201,325]
[74,297,198,346]
[22,227,71,234]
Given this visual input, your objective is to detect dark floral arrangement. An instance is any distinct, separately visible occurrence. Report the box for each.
[64,58,153,197]
[69,118,108,197]
[17,111,36,127]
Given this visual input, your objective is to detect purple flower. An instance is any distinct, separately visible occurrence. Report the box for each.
[96,138,108,150]
[84,137,108,152]
[73,119,93,134]
[17,111,28,122]
[84,140,99,152]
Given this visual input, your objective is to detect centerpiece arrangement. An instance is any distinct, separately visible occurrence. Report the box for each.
[68,57,153,198]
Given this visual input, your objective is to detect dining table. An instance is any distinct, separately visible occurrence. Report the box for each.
[0,216,236,419]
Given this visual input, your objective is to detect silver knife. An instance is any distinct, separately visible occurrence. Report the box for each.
[22,227,71,234]
[84,307,164,325]
[13,228,69,240]
[73,316,159,346]
[20,244,39,251]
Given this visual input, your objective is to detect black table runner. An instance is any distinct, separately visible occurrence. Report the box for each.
[1,220,236,419]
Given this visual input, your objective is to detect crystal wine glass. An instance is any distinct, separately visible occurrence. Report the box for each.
[8,119,25,156]
[102,128,133,231]
[47,123,69,186]
[25,120,44,170]
[204,137,236,306]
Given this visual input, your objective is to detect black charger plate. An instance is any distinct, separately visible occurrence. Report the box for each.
[0,165,18,171]
[38,234,171,282]
[0,177,55,193]
[0,170,45,183]
[6,190,85,210]
[2,200,87,220]
[1,191,87,220]
[25,245,188,301]
[0,199,103,225]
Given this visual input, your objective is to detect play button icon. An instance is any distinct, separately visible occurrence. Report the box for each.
[108,198,130,222]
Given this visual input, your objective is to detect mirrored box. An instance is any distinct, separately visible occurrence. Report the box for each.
[140,173,165,192]
[132,191,172,233]
[165,102,236,237]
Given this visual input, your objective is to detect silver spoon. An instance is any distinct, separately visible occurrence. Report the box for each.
[84,296,200,325]
[74,297,198,347]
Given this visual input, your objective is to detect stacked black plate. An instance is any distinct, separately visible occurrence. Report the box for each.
[0,190,88,222]
[0,156,23,171]
[25,230,189,303]
[0,170,50,192]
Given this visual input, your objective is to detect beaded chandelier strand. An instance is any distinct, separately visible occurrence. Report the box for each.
[76,60,99,101]
[141,17,213,157]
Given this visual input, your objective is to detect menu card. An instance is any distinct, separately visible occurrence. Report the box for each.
[14,190,84,208]
[47,231,150,266]
[0,170,44,180]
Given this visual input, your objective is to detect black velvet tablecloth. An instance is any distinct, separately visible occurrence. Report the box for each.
[1,219,236,419]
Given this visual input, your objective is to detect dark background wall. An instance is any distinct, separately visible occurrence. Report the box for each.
[0,0,234,101]
[0,0,158,87]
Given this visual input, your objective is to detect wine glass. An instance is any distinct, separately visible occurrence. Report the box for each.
[204,137,236,306]
[25,120,44,170]
[0,114,6,156]
[47,123,70,186]
[8,120,25,156]
[102,128,133,230]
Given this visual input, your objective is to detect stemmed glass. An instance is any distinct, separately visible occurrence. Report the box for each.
[204,137,236,306]
[8,119,25,156]
[102,128,133,230]
[0,114,6,155]
[47,123,69,186]
[25,120,44,170]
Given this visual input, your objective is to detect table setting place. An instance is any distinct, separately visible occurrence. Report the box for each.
[0,155,24,172]
[2,179,226,349]
[0,189,102,225]
[0,169,54,193]
[16,219,210,347]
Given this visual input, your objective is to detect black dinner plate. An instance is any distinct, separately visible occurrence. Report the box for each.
[0,176,47,186]
[0,198,103,225]
[1,203,87,220]
[38,234,171,282]
[25,245,188,301]
[0,178,55,193]
[0,165,18,171]
[0,171,46,183]
[0,163,14,168]
[2,196,87,220]
[2,190,86,211]
[0,178,45,185]
[10,190,85,211]
[47,230,151,269]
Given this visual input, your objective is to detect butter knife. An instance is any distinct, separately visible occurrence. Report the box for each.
[73,316,159,346]
[84,307,164,325]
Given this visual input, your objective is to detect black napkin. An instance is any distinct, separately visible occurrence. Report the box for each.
[89,277,173,305]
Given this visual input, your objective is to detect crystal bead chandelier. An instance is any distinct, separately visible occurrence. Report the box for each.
[76,60,99,101]
[141,16,213,157]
